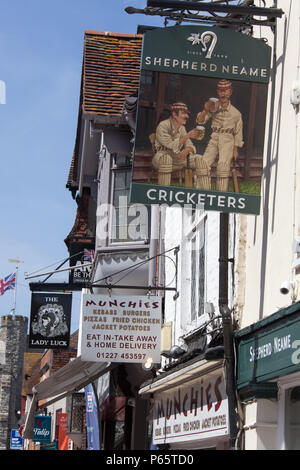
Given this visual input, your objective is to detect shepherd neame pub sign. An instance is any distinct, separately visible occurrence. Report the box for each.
[130,26,272,215]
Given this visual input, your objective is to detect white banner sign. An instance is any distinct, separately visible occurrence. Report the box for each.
[153,370,229,445]
[80,294,161,364]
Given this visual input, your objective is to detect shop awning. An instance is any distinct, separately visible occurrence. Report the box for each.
[235,300,300,401]
[139,358,223,395]
[23,356,116,439]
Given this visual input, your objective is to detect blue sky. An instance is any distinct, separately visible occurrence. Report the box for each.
[0,0,163,332]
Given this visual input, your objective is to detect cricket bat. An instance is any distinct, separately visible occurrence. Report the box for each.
[185,154,193,188]
[232,159,239,193]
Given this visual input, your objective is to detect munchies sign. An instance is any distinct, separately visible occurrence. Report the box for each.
[130,25,272,215]
[80,294,161,364]
[152,369,229,445]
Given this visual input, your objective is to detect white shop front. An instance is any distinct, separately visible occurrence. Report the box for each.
[139,359,230,450]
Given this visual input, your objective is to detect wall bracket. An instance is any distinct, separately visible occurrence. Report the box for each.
[125,0,283,31]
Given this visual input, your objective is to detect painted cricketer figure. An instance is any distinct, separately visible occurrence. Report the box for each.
[152,102,203,186]
[196,79,244,192]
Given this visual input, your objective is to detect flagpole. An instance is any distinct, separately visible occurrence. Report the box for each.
[8,259,23,316]
[12,265,18,316]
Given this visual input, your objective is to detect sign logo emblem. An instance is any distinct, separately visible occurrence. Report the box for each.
[187,31,217,59]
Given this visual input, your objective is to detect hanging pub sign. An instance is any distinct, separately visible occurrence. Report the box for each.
[130,25,272,215]
[33,415,52,443]
[80,294,161,364]
[29,293,72,349]
[69,242,95,287]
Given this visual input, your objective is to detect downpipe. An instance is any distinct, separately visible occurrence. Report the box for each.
[219,212,238,449]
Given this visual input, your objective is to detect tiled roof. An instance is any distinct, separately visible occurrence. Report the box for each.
[67,31,142,189]
[83,31,142,115]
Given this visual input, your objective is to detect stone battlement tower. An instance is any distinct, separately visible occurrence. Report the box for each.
[0,315,28,449]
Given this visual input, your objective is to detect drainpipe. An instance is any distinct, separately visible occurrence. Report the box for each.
[148,205,160,288]
[219,212,238,449]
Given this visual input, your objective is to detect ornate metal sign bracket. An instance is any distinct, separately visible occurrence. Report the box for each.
[126,0,284,32]
[91,246,180,301]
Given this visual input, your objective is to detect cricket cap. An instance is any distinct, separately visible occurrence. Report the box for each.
[217,79,232,90]
[171,102,190,114]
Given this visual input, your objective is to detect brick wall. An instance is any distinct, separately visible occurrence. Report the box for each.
[51,348,77,375]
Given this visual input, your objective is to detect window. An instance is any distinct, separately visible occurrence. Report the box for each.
[287,386,300,449]
[182,208,206,325]
[190,231,205,321]
[110,153,149,244]
[277,373,300,450]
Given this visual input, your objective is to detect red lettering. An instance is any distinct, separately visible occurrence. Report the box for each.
[182,393,188,417]
[190,387,198,416]
[174,390,181,420]
[200,381,204,411]
[156,401,165,424]
[166,398,172,420]
[206,383,212,411]
[214,376,223,412]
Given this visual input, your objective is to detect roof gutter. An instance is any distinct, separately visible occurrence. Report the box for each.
[78,119,90,198]
[82,112,128,128]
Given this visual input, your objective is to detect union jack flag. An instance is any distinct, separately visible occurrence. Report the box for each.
[0,272,16,296]
[83,249,95,262]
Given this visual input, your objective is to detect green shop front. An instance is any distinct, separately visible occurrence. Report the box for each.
[235,301,300,450]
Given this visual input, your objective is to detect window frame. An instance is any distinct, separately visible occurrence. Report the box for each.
[277,371,300,450]
[108,153,150,246]
[182,208,208,329]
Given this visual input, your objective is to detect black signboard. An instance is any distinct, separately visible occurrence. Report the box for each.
[69,242,94,287]
[29,293,72,349]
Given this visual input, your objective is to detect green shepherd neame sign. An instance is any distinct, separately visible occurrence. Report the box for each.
[236,303,300,390]
[141,26,271,83]
[130,25,272,215]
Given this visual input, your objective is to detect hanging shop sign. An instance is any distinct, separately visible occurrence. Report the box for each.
[58,413,70,450]
[69,242,94,287]
[40,441,59,450]
[10,429,23,450]
[33,415,52,443]
[152,369,229,445]
[29,293,72,349]
[130,25,272,215]
[80,294,161,364]
[236,301,300,392]
[85,383,100,450]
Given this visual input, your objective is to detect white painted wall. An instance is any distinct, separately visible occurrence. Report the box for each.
[242,0,300,328]
[239,0,300,451]
[163,205,236,350]
[161,1,300,451]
